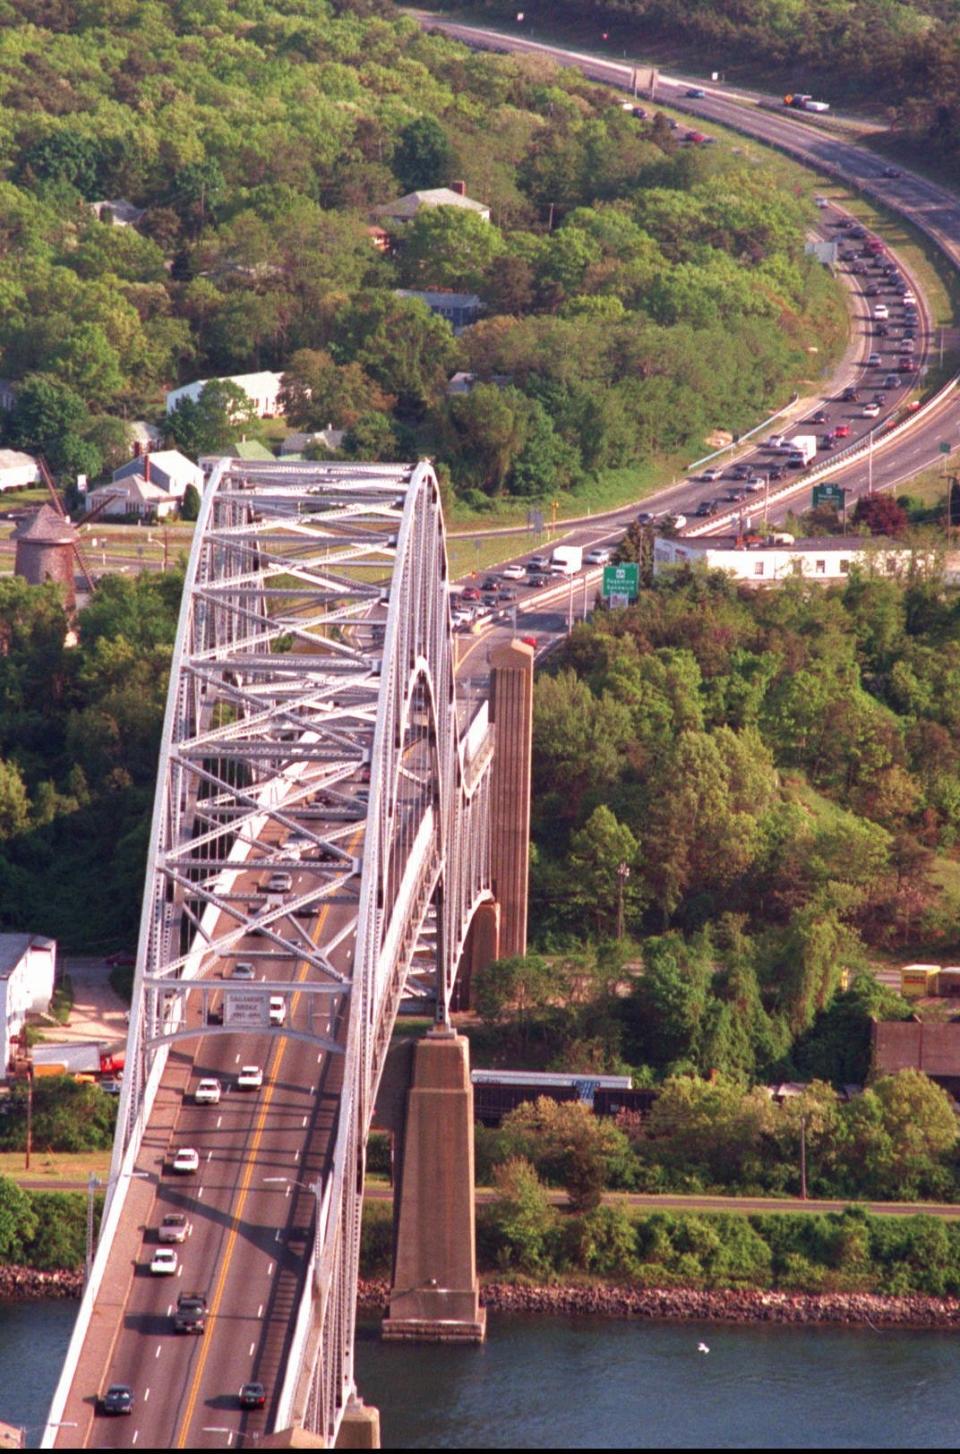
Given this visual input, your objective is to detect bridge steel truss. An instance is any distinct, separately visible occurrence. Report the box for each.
[51,459,495,1448]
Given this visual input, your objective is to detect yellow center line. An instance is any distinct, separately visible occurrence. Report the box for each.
[174,829,362,1446]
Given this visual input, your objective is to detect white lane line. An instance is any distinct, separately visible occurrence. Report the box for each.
[257,1304,263,1319]
[207,1150,213,1162]
[267,1262,274,1277]
[316,1053,322,1063]
[294,1149,300,1161]
[132,1432,139,1445]
[166,1304,173,1317]
[197,1187,204,1199]
[216,1115,222,1129]
[155,1346,161,1359]
[177,1266,183,1278]
[249,1341,256,1357]
[235,1053,241,1063]
[144,1389,150,1403]
[302,1115,308,1128]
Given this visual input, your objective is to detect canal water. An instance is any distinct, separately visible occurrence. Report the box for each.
[4,1301,960,1447]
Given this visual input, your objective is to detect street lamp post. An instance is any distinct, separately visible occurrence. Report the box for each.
[86,1171,150,1284]
[800,1114,808,1201]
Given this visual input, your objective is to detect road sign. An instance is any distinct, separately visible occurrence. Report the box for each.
[225,992,268,1029]
[812,483,845,510]
[940,442,952,455]
[602,562,639,605]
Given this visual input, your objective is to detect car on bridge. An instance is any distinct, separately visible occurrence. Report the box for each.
[158,1213,188,1243]
[500,563,526,580]
[686,86,706,98]
[834,423,852,437]
[264,871,293,895]
[172,1147,200,1174]
[150,1247,178,1276]
[585,547,613,565]
[195,1078,221,1104]
[99,1384,134,1416]
[862,402,881,417]
[269,996,286,1026]
[874,303,889,319]
[240,1382,267,1410]
[174,1291,207,1333]
[238,1064,264,1090]
[231,962,256,980]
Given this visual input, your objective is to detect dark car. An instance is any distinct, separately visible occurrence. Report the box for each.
[883,166,902,178]
[527,573,549,588]
[841,386,859,402]
[872,393,887,405]
[731,463,751,479]
[239,1382,267,1410]
[767,466,785,482]
[875,323,889,336]
[496,587,518,602]
[820,434,834,449]
[481,577,499,592]
[695,501,714,517]
[864,284,879,297]
[460,587,480,602]
[811,410,828,424]
[636,511,656,525]
[686,87,706,98]
[100,1385,134,1416]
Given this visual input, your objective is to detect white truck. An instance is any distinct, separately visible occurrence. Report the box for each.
[786,433,817,467]
[549,544,583,576]
[784,93,830,113]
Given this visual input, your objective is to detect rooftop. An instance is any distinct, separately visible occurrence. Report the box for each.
[679,534,880,552]
[12,505,77,545]
[372,187,489,221]
[0,933,54,980]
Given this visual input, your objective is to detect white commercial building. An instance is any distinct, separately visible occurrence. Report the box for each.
[653,534,943,585]
[165,370,284,419]
[0,449,40,491]
[0,934,56,1070]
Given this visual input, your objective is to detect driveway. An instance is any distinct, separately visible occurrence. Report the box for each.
[43,956,129,1047]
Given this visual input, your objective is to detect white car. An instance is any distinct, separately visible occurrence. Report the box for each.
[701,467,723,482]
[814,195,828,208]
[584,548,612,565]
[158,1213,188,1244]
[744,476,767,493]
[500,563,526,580]
[269,996,286,1026]
[873,304,889,319]
[264,871,292,894]
[237,1065,263,1090]
[150,1248,178,1276]
[861,402,881,417]
[231,962,256,980]
[194,1078,221,1105]
[172,1147,200,1174]
[902,290,916,305]
[286,833,314,860]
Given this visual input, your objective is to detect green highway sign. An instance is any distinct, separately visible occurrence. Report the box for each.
[940,442,952,455]
[602,562,639,605]
[812,483,845,509]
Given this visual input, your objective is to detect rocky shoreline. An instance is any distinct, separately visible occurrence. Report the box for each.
[0,1266,82,1299]
[357,1278,960,1329]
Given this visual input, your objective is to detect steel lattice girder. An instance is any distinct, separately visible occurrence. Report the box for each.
[105,459,495,1448]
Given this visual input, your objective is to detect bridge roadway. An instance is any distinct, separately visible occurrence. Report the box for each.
[57,794,359,1447]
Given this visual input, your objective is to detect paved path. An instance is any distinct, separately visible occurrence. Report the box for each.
[41,958,129,1047]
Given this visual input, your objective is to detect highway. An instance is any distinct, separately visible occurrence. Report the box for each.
[415,11,960,536]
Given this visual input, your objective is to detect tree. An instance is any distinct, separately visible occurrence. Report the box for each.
[569,806,642,937]
[393,116,455,194]
[488,1157,556,1275]
[167,380,262,457]
[4,375,92,474]
[279,349,394,431]
[180,483,201,521]
[51,322,124,409]
[498,1098,636,1211]
[0,1175,38,1262]
[852,494,909,538]
[341,411,397,461]
[333,291,458,415]
[0,760,30,840]
[397,206,504,294]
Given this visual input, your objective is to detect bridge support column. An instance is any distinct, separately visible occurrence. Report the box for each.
[382,1028,485,1343]
[489,639,534,959]
[335,1397,381,1449]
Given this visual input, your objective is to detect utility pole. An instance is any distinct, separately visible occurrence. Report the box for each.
[800,1115,808,1201]
[24,1069,32,1172]
[616,862,630,940]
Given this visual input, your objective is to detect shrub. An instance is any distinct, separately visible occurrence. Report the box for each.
[488,1157,557,1276]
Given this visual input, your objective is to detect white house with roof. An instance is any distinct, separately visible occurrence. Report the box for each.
[0,934,56,1070]
[371,184,491,226]
[87,476,179,520]
[165,371,284,419]
[653,533,942,584]
[112,449,202,501]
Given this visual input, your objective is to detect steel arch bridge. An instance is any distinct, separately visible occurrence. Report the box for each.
[47,460,499,1448]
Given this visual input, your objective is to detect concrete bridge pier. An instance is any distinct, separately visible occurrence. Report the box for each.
[334,1397,381,1448]
[382,1027,485,1343]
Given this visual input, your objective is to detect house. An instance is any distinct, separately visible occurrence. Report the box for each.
[371,183,491,226]
[653,534,941,585]
[198,439,276,476]
[445,371,511,397]
[872,1019,960,1098]
[0,934,56,1070]
[395,289,482,332]
[0,449,39,491]
[89,198,145,229]
[165,371,284,419]
[112,449,203,501]
[86,476,179,520]
[280,428,345,457]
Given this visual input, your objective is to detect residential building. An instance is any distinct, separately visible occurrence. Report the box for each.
[279,428,345,457]
[198,439,275,475]
[112,449,203,501]
[0,449,39,491]
[371,183,491,226]
[654,534,942,585]
[165,371,284,418]
[86,476,179,520]
[395,289,482,332]
[89,198,145,229]
[0,934,56,1070]
[445,371,511,397]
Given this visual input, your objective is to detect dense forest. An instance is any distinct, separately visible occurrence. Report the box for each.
[451,0,960,170]
[0,0,841,504]
[508,565,960,1088]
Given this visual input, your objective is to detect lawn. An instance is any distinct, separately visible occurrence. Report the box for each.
[0,1149,111,1185]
